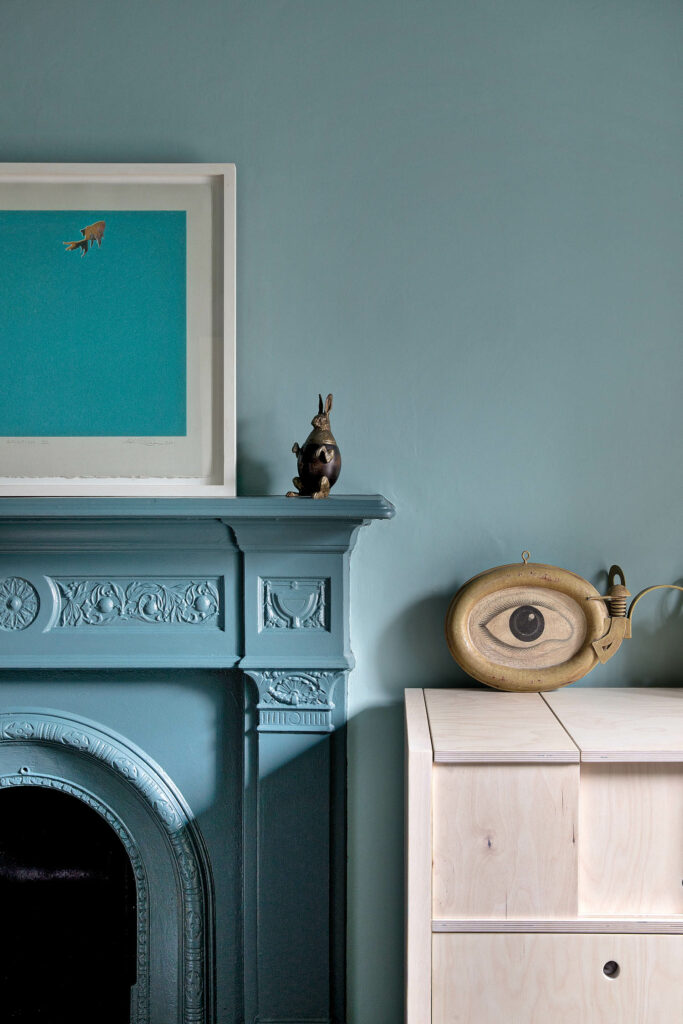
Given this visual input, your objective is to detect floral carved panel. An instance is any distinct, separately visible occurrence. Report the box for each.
[52,577,221,628]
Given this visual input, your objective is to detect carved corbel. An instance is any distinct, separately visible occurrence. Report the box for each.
[244,669,342,733]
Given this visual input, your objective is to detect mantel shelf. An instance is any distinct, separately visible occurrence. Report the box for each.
[0,493,395,521]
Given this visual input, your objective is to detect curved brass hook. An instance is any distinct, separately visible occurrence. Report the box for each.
[628,584,683,621]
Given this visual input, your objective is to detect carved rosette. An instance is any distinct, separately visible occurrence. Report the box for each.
[261,577,329,630]
[246,670,341,732]
[0,712,212,1024]
[0,577,39,630]
[53,578,220,628]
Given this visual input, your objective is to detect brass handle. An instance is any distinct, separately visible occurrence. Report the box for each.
[628,584,683,621]
[588,567,683,621]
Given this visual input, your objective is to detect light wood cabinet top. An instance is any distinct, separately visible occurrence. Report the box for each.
[423,688,579,763]
[420,686,683,764]
[543,687,683,762]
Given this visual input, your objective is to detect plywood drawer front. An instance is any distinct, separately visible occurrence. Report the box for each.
[580,763,683,916]
[433,933,683,1024]
[433,763,579,919]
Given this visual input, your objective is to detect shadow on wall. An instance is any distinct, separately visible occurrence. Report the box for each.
[236,418,275,495]
[616,581,683,686]
[376,589,474,692]
[347,702,406,1024]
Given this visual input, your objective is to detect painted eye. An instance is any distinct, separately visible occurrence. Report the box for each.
[445,562,609,691]
[484,602,572,649]
[466,585,589,671]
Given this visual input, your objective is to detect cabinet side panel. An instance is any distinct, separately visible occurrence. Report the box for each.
[433,933,683,1024]
[405,689,432,1024]
[580,763,683,916]
[433,764,578,919]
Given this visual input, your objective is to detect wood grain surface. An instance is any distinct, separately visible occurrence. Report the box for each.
[432,762,579,919]
[425,688,579,763]
[404,689,432,1024]
[433,933,683,1023]
[433,917,683,934]
[543,688,683,761]
[579,763,683,916]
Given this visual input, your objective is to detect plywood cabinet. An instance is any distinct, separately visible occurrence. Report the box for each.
[405,688,683,1023]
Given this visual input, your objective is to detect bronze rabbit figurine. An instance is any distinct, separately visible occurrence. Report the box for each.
[287,393,342,499]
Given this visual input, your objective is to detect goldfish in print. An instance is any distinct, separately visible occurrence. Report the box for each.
[63,220,106,256]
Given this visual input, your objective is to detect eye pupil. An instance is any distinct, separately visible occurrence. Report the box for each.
[509,605,545,642]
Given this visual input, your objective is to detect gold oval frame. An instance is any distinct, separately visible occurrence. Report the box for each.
[445,562,608,692]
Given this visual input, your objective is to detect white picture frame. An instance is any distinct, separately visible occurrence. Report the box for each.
[0,163,235,496]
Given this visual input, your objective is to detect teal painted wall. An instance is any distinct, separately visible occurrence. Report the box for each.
[1,2,681,1020]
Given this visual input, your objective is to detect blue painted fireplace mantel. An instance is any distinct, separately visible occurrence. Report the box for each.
[0,495,394,1024]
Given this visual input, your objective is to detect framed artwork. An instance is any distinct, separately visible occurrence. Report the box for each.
[0,163,235,495]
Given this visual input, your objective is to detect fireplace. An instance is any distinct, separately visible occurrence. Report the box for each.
[0,496,393,1024]
[0,707,214,1022]
[1,783,136,1022]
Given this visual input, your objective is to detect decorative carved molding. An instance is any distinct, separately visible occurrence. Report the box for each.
[261,577,329,631]
[0,711,213,1024]
[263,671,331,706]
[52,577,220,628]
[0,577,39,630]
[246,670,341,733]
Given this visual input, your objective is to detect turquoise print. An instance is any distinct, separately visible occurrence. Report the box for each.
[0,210,186,436]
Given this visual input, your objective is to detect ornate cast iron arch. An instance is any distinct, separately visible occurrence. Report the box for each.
[0,772,151,1020]
[0,710,214,1024]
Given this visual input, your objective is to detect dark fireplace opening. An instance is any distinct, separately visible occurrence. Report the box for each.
[0,785,137,1023]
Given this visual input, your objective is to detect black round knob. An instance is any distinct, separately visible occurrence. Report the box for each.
[603,960,620,978]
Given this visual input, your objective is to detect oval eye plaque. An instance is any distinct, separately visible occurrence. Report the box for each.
[445,562,608,692]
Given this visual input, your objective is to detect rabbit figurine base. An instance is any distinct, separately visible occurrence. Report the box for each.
[286,393,342,500]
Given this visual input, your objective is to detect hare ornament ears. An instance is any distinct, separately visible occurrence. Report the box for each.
[287,391,342,499]
[312,393,333,429]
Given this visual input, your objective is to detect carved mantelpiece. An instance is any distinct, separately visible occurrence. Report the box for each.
[0,495,393,1024]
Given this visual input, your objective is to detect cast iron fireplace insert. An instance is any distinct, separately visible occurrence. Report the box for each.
[0,786,137,1022]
